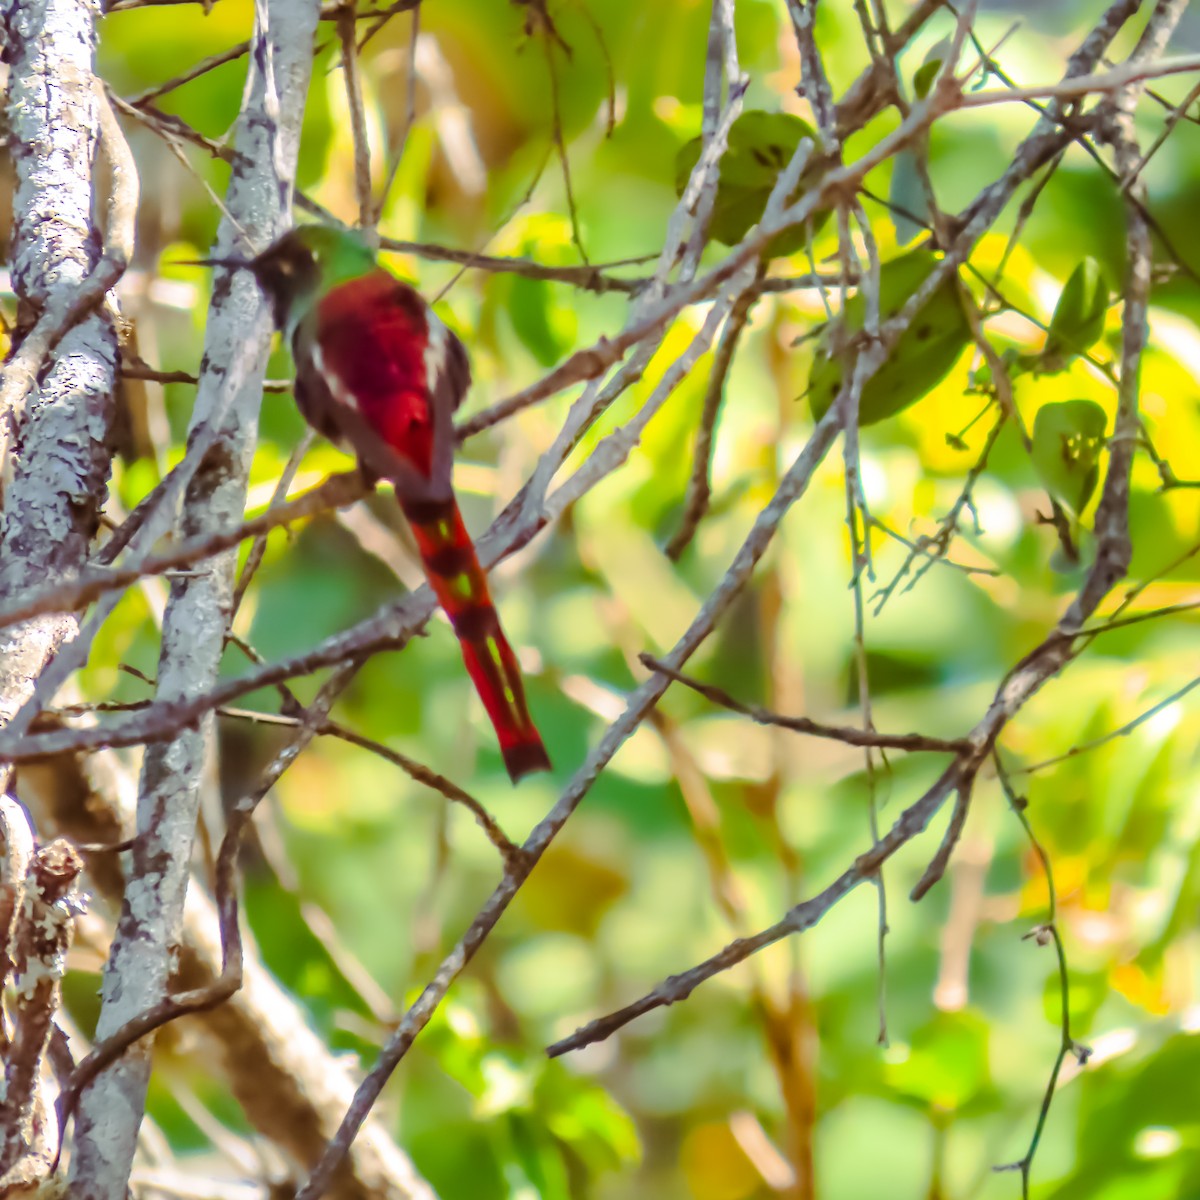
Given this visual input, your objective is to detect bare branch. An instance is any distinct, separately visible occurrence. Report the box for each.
[910,782,971,902]
[215,685,520,861]
[337,4,374,228]
[126,42,252,107]
[546,0,1165,1072]
[640,656,969,754]
[954,52,1200,110]
[546,758,967,1057]
[0,471,365,634]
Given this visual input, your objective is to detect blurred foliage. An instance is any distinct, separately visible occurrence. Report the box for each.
[29,0,1200,1196]
[806,247,972,425]
[674,111,829,255]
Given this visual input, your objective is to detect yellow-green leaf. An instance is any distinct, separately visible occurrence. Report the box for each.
[1031,399,1108,514]
[1040,257,1110,372]
[808,249,971,425]
[673,110,828,256]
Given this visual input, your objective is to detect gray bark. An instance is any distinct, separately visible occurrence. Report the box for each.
[0,0,116,744]
[67,1,321,1196]
[0,0,116,1188]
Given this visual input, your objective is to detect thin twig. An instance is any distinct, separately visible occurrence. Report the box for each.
[231,430,315,615]
[992,756,1083,1199]
[664,270,763,560]
[337,3,374,228]
[126,42,251,107]
[119,360,294,392]
[910,782,972,901]
[217,705,520,861]
[1013,674,1200,776]
[532,5,587,262]
[639,656,969,753]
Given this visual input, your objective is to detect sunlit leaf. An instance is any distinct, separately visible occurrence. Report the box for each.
[808,248,972,424]
[1031,399,1108,514]
[1040,257,1111,372]
[913,37,953,99]
[885,1011,991,1112]
[674,110,829,256]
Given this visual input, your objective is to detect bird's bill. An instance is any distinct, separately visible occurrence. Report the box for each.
[175,256,257,270]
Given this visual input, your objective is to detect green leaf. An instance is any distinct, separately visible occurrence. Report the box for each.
[509,274,576,367]
[889,147,931,245]
[1040,257,1110,372]
[541,1071,642,1171]
[913,37,952,99]
[807,248,972,425]
[506,1113,572,1200]
[476,1053,535,1118]
[421,998,489,1098]
[1031,399,1108,514]
[885,1010,991,1112]
[674,110,828,256]
[724,111,816,184]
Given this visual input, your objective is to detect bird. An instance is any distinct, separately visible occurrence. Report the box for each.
[204,224,551,783]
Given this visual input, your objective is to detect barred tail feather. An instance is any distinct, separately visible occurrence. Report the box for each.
[459,635,552,782]
[402,496,550,783]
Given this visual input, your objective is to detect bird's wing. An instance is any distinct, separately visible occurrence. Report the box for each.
[304,271,472,501]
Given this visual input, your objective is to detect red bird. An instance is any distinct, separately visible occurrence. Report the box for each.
[215,225,550,782]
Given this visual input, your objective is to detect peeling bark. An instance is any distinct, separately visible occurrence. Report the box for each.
[0,0,117,1182]
[66,2,322,1197]
[0,0,117,757]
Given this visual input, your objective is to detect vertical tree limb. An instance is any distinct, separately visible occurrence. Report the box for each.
[0,0,118,1172]
[0,0,120,790]
[66,1,321,1195]
[0,796,35,1021]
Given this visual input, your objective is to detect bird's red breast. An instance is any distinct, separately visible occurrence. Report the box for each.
[314,269,437,478]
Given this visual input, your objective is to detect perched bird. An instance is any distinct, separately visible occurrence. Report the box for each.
[205,224,550,782]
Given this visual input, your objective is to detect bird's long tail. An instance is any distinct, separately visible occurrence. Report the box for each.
[401,496,550,783]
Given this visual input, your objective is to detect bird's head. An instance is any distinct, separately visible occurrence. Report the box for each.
[196,225,378,333]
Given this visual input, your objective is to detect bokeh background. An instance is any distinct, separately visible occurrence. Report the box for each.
[29,0,1200,1195]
